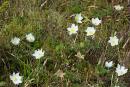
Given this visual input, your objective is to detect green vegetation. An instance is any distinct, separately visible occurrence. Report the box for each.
[0,0,129,87]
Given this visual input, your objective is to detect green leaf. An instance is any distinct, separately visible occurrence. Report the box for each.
[96,65,107,76]
[0,81,6,86]
[55,43,64,52]
[71,5,82,13]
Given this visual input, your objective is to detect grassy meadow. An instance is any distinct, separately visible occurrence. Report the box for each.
[0,0,130,87]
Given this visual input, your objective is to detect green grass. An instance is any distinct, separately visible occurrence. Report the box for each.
[0,0,129,87]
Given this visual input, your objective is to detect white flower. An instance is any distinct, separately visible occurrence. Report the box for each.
[75,13,83,23]
[67,24,78,35]
[92,17,101,26]
[85,27,96,36]
[32,49,45,59]
[11,37,20,45]
[115,86,120,87]
[108,36,119,46]
[115,64,128,76]
[114,5,124,11]
[26,33,35,42]
[75,51,84,59]
[105,61,113,68]
[10,72,23,85]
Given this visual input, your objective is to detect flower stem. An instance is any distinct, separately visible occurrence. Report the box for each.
[110,73,114,87]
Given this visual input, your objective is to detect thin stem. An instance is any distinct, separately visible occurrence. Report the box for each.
[114,77,119,86]
[110,73,114,87]
[73,33,78,45]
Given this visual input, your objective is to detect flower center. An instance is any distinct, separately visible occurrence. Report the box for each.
[75,16,79,21]
[13,76,17,81]
[70,28,76,33]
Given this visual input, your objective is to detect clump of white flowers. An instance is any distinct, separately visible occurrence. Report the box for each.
[26,33,35,42]
[10,72,23,85]
[11,37,20,45]
[75,13,83,23]
[108,36,119,46]
[115,64,128,76]
[32,49,45,59]
[85,27,96,36]
[105,61,113,68]
[67,24,78,35]
[114,5,124,11]
[104,61,128,77]
[91,17,102,26]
